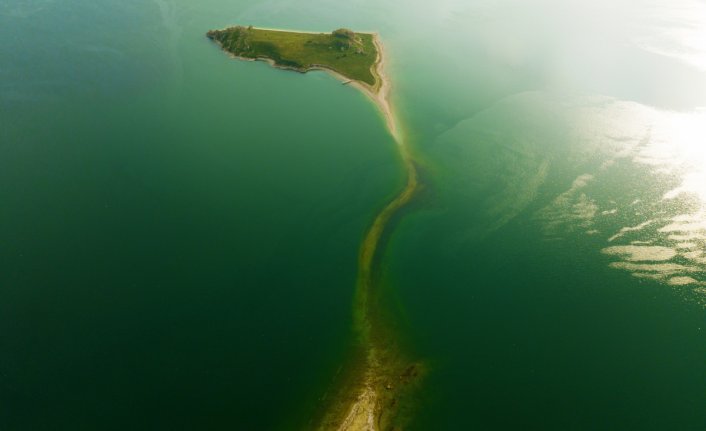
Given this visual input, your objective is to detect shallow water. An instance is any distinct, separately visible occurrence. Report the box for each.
[3,0,706,429]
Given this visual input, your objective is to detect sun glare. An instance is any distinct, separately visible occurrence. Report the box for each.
[657,113,706,203]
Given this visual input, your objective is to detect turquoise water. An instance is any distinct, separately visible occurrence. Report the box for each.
[3,0,706,429]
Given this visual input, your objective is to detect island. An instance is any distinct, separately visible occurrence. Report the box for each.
[206,26,398,139]
[207,26,421,431]
[207,27,377,84]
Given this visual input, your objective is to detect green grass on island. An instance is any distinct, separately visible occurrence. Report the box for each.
[207,27,379,87]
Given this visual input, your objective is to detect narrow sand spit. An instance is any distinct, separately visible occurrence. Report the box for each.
[253,32,418,431]
[344,34,400,142]
[210,29,418,430]
[329,34,418,431]
[282,32,417,431]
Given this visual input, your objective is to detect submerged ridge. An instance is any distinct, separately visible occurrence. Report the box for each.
[318,33,421,431]
[208,27,421,430]
[334,134,419,431]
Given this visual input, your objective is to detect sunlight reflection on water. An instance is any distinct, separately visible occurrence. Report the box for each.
[538,106,706,289]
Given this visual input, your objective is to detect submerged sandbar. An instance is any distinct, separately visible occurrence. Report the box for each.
[207,26,419,430]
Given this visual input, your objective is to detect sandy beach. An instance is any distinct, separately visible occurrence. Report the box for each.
[348,33,400,142]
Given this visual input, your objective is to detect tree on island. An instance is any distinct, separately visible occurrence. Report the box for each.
[332,28,355,39]
[230,25,253,52]
[331,28,364,53]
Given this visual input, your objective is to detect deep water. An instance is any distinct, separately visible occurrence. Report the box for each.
[3,0,706,429]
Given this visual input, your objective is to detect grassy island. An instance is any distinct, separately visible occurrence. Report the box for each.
[207,26,380,87]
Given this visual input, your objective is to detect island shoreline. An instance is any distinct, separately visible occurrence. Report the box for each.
[207,30,396,140]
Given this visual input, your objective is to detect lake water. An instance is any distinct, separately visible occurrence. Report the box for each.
[2,0,706,429]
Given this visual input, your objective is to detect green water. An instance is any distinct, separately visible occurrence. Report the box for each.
[3,0,706,429]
